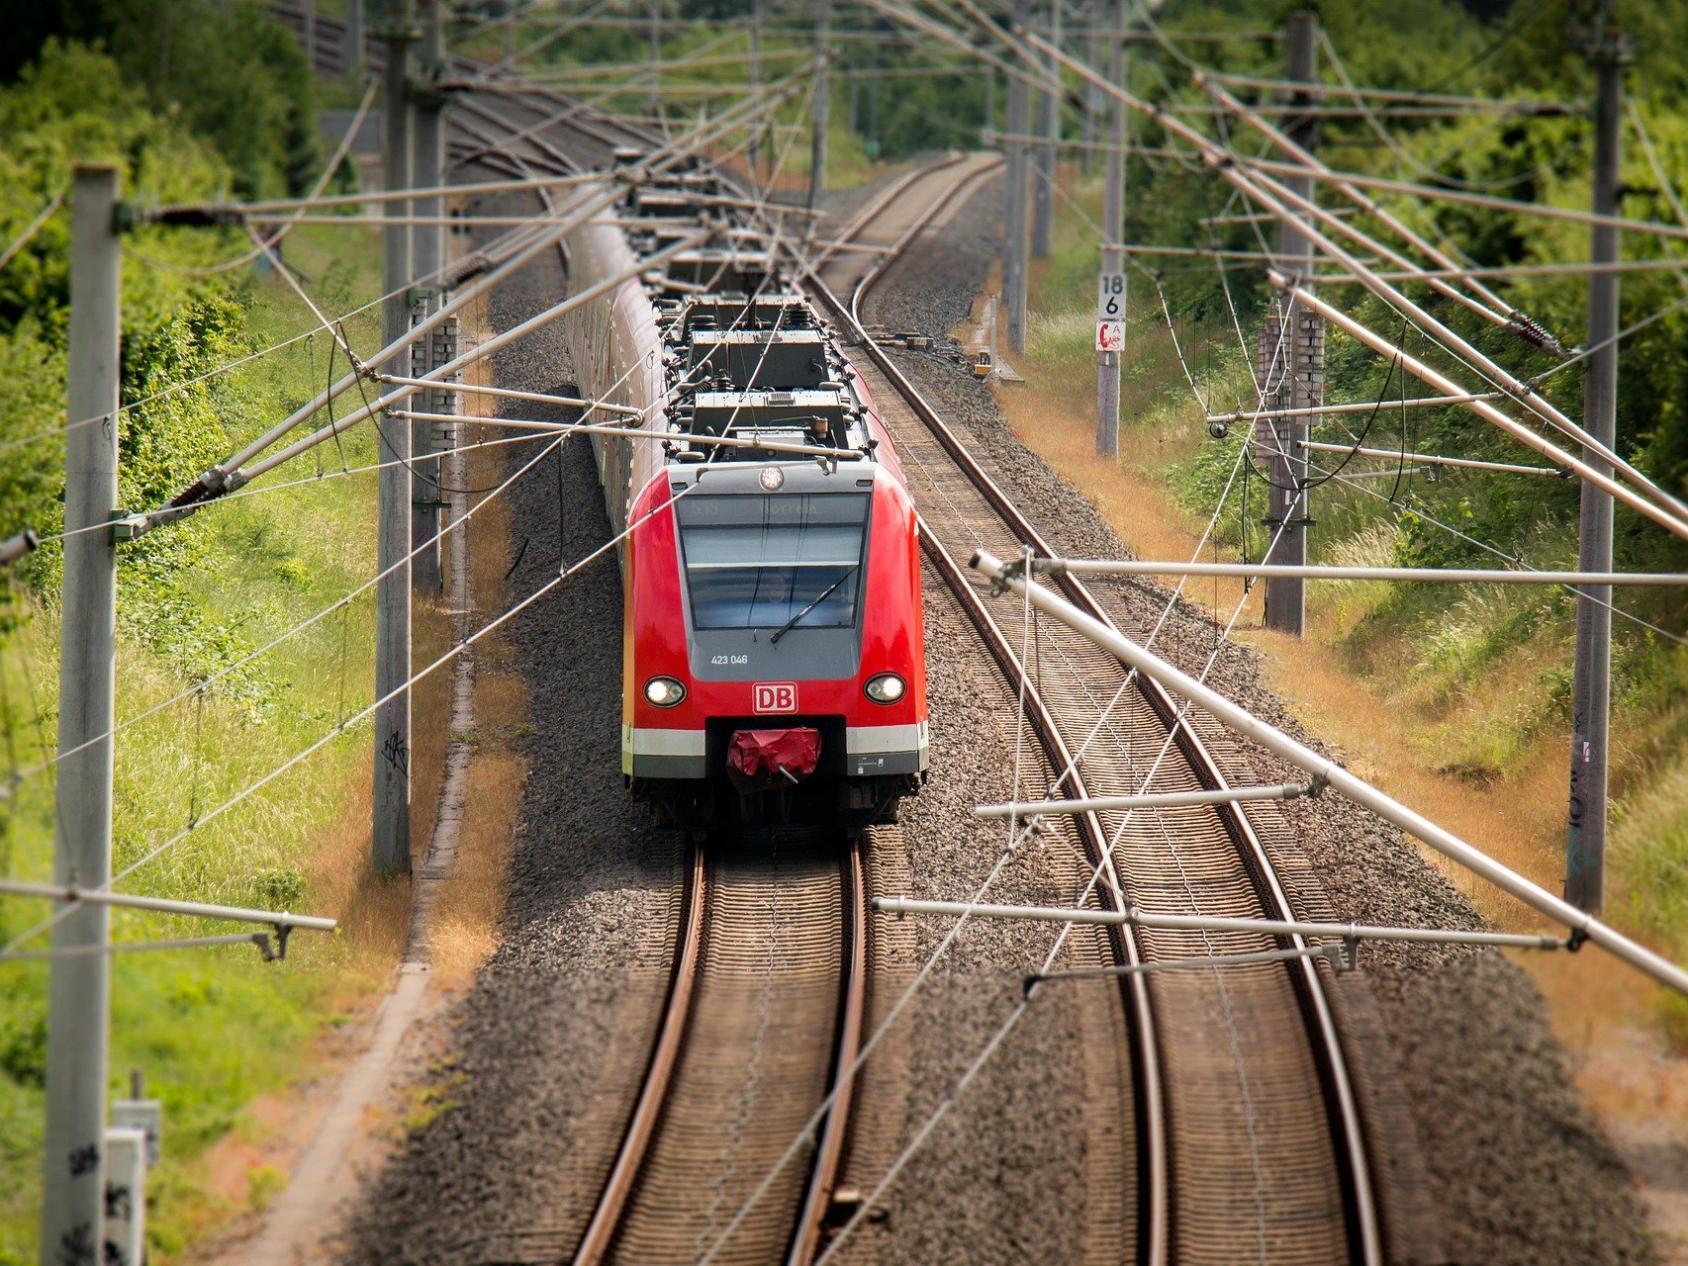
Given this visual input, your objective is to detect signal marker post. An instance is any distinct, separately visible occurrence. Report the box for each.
[1096,0,1126,456]
[1096,269,1124,456]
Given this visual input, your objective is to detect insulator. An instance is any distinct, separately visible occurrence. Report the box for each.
[1506,310,1569,359]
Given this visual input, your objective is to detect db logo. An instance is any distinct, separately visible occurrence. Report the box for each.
[753,682,797,713]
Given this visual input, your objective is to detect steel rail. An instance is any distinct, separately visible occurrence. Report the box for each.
[278,16,1371,1256]
[826,153,1004,299]
[822,154,1383,1266]
[472,87,874,1266]
[456,95,584,175]
[785,837,869,1266]
[572,845,707,1266]
[916,511,1169,1265]
[268,21,883,1261]
[456,88,608,169]
[812,155,969,280]
[498,79,669,156]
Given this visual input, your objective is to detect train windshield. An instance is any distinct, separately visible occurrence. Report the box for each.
[675,492,870,631]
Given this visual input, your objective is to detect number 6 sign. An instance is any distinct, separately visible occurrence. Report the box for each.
[1096,271,1125,320]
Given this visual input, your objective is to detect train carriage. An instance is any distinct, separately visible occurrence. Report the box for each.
[559,177,928,827]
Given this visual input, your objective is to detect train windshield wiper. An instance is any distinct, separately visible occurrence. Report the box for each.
[769,565,859,644]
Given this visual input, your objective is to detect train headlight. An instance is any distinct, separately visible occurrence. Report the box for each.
[865,673,906,704]
[759,466,785,492]
[644,676,687,708]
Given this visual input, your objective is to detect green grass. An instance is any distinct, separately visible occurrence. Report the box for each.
[1611,669,1688,961]
[0,220,396,1266]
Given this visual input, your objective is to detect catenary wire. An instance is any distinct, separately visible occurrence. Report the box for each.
[0,188,66,274]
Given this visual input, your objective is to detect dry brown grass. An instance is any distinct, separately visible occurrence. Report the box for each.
[410,598,454,882]
[296,403,460,988]
[296,294,532,993]
[420,295,531,986]
[428,671,529,985]
[302,757,411,983]
[1242,628,1564,922]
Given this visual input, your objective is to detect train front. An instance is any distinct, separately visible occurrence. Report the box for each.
[624,453,928,827]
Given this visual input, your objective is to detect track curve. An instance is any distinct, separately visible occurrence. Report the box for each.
[571,832,868,1266]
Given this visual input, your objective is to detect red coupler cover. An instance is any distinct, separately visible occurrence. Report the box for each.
[726,727,822,793]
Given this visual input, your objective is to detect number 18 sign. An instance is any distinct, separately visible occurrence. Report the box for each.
[1096,271,1125,319]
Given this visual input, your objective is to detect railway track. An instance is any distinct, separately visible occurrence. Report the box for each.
[809,155,1386,1266]
[569,832,868,1266]
[813,152,998,296]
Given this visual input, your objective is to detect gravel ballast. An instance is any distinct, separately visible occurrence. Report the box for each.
[863,173,1658,1266]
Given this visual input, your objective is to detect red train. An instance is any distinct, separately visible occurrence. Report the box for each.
[561,172,928,827]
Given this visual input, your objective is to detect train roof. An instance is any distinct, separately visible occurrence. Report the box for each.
[611,174,879,469]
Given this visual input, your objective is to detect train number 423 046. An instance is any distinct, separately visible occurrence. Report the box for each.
[711,653,749,666]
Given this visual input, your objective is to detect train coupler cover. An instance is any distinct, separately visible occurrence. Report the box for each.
[725,728,822,793]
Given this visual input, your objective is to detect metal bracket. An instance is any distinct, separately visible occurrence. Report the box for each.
[110,510,151,542]
[127,203,245,230]
[990,554,1030,597]
[1338,935,1359,973]
[372,20,423,42]
[409,77,450,110]
[1588,27,1636,69]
